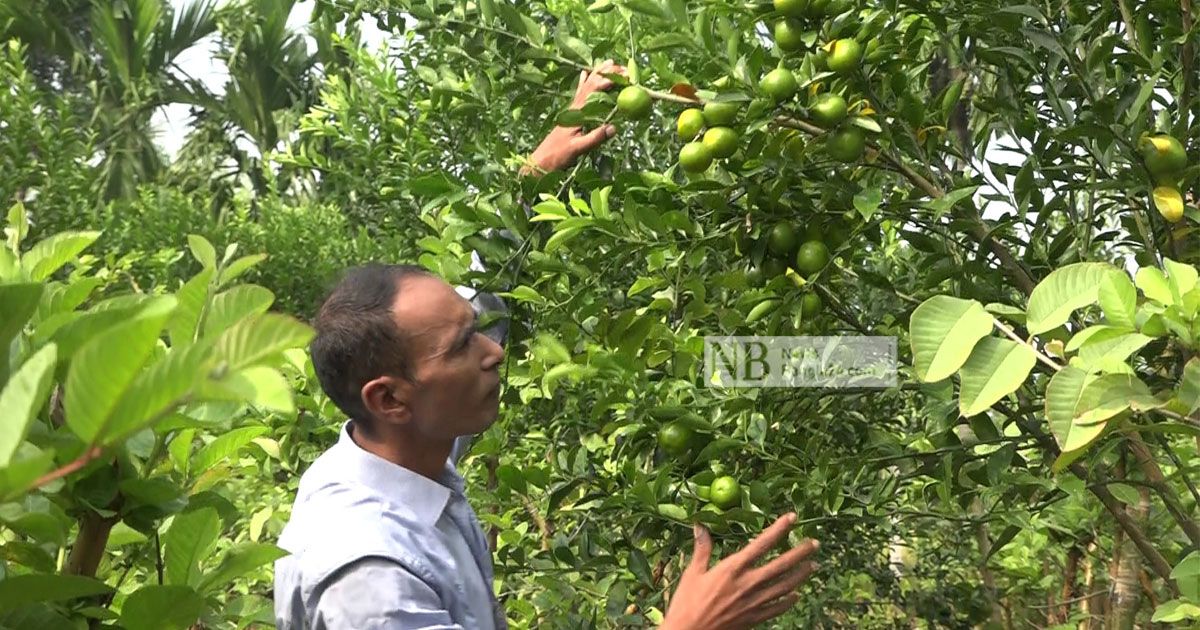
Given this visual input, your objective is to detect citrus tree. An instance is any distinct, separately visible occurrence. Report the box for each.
[1,0,1198,626]
[285,0,1198,625]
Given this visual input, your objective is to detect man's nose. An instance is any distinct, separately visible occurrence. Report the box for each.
[481,335,505,369]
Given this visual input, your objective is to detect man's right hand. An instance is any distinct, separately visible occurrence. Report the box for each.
[660,513,820,630]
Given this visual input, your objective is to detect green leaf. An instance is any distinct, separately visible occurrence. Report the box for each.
[924,186,978,218]
[0,282,44,354]
[622,0,669,19]
[20,231,100,281]
[849,116,883,133]
[1162,258,1198,305]
[1151,599,1200,623]
[1180,358,1200,414]
[0,448,55,501]
[1136,267,1173,305]
[496,464,527,494]
[1170,551,1200,604]
[1074,332,1152,368]
[1107,482,1141,506]
[909,296,994,382]
[957,337,1037,417]
[1045,366,1101,452]
[202,285,275,336]
[201,366,294,413]
[1026,263,1120,334]
[119,585,205,630]
[853,187,882,222]
[100,342,214,444]
[187,234,217,269]
[192,426,270,472]
[657,503,688,521]
[63,297,178,443]
[167,268,214,347]
[164,508,221,587]
[1097,272,1137,329]
[0,574,112,610]
[196,543,288,595]
[212,313,313,371]
[217,254,267,288]
[1074,373,1163,426]
[0,344,57,467]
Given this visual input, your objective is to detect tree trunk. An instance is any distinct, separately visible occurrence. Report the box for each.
[1080,541,1103,630]
[971,498,1005,627]
[64,510,118,577]
[1059,546,1081,623]
[1108,487,1150,629]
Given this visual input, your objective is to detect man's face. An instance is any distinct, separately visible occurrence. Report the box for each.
[392,275,505,440]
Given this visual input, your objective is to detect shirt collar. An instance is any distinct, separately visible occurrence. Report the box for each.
[332,421,464,525]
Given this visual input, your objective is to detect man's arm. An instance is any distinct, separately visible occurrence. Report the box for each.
[519,59,626,178]
[310,558,464,630]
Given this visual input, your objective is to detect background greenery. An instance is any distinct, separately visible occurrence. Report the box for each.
[1,0,1198,627]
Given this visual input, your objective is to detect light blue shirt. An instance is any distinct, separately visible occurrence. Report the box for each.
[274,422,506,629]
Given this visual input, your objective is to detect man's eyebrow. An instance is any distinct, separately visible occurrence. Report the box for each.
[454,309,478,347]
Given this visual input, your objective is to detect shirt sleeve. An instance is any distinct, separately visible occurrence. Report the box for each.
[311,557,464,630]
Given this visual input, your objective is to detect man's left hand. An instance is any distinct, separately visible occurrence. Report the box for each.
[522,59,628,176]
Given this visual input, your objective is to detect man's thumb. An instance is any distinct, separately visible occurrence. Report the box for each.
[573,124,616,152]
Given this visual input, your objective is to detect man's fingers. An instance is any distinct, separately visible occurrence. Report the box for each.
[732,513,797,566]
[747,592,801,626]
[753,560,818,606]
[572,69,588,101]
[686,522,713,576]
[753,538,820,583]
[571,124,616,152]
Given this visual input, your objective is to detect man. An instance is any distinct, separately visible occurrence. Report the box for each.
[274,62,821,630]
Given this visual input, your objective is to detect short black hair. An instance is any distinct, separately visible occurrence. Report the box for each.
[310,263,432,426]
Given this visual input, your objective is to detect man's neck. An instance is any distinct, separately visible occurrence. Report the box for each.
[349,421,455,481]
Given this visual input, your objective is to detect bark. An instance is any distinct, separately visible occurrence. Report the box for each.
[1081,541,1103,630]
[1108,487,1150,629]
[1059,546,1081,624]
[1126,433,1200,547]
[64,510,119,577]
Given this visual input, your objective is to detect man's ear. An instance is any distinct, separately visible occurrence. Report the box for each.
[361,375,413,427]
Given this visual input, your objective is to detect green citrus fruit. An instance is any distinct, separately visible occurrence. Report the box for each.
[760,68,799,103]
[677,108,705,139]
[809,93,848,128]
[1140,133,1187,179]
[826,38,862,74]
[746,265,765,287]
[805,0,829,18]
[795,240,829,274]
[709,475,741,509]
[679,141,714,173]
[657,422,694,455]
[702,127,739,159]
[774,19,806,53]
[801,292,822,318]
[763,256,788,278]
[826,126,866,162]
[774,0,807,17]
[617,85,652,119]
[702,101,739,126]
[767,222,799,257]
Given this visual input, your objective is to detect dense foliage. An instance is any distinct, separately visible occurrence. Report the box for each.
[1,0,1197,628]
